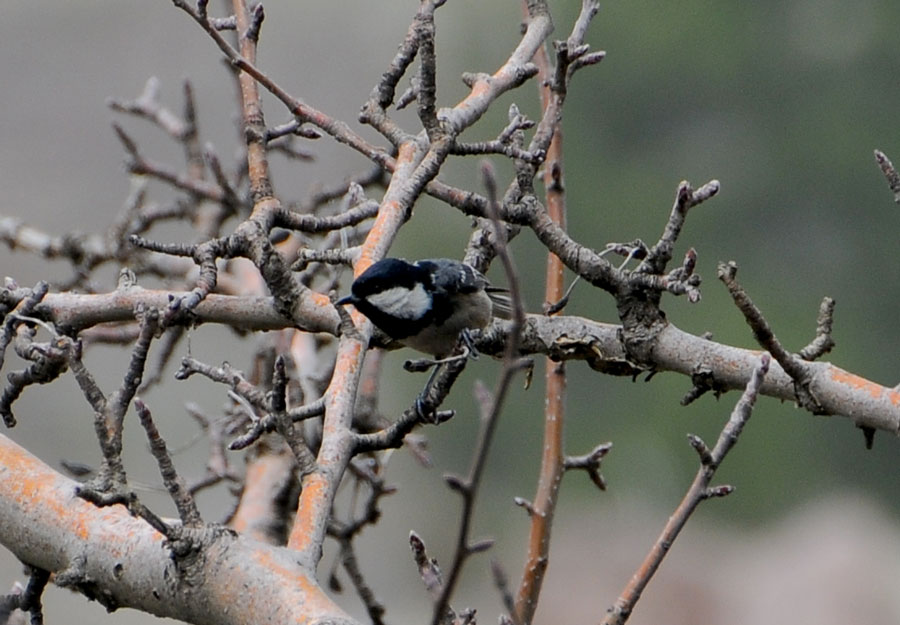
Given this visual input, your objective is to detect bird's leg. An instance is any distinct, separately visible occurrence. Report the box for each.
[459,328,479,360]
[414,363,444,421]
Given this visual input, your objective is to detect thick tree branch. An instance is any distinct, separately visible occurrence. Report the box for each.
[0,433,359,625]
[3,281,897,434]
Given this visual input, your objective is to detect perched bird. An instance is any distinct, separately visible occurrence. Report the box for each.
[337,257,510,359]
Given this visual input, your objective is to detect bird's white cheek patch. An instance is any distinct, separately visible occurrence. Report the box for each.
[368,284,431,319]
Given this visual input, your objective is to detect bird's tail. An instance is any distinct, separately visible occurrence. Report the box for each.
[486,286,513,319]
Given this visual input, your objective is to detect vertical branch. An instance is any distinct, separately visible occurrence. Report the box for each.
[90,306,159,488]
[271,355,317,476]
[415,1,440,140]
[231,0,273,203]
[514,14,568,625]
[428,166,528,625]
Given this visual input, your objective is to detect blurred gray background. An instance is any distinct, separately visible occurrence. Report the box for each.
[1,1,899,624]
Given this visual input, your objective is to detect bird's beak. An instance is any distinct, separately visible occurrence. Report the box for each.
[336,294,354,306]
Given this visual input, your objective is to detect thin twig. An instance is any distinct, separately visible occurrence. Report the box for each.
[512,1,610,619]
[718,260,823,414]
[428,162,528,625]
[798,296,836,361]
[135,398,203,527]
[271,356,317,476]
[874,149,900,204]
[601,353,770,625]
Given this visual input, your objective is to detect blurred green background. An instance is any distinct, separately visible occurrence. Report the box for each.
[1,1,899,624]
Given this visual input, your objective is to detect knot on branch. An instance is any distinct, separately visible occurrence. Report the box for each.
[681,363,728,406]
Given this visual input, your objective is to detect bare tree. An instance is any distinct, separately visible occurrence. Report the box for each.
[0,2,897,624]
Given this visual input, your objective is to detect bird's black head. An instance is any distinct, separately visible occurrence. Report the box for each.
[348,258,429,298]
[337,258,434,340]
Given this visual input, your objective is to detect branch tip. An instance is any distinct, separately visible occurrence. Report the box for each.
[703,484,735,499]
[513,496,535,515]
[687,433,713,465]
[874,149,900,203]
[444,473,468,494]
[468,538,494,554]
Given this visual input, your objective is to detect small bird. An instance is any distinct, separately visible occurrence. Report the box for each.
[337,257,510,359]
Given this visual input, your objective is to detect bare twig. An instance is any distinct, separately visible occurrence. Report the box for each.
[718,261,824,414]
[352,354,463,453]
[135,399,203,527]
[640,180,720,276]
[410,531,445,603]
[275,200,379,233]
[108,77,191,139]
[271,356,317,476]
[176,357,268,411]
[564,442,613,490]
[327,459,394,625]
[511,2,610,619]
[492,559,521,625]
[337,540,386,625]
[113,123,230,204]
[415,1,440,140]
[0,566,51,625]
[874,149,900,204]
[602,353,770,625]
[798,296,836,361]
[0,282,49,374]
[428,163,528,625]
[75,307,158,498]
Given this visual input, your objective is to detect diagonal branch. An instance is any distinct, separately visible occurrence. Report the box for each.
[601,353,770,625]
[0,433,359,625]
[718,260,823,414]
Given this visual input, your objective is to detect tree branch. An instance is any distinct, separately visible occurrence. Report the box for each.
[0,433,359,625]
[3,282,897,434]
[602,353,770,625]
